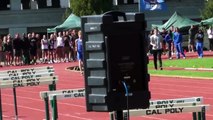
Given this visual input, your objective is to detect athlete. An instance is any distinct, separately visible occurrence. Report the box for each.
[75,31,83,74]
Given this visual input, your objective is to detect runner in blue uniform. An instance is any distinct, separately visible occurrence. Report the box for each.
[173,27,186,59]
[75,31,83,74]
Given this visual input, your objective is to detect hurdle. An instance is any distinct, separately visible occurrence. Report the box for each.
[110,97,210,120]
[40,87,210,120]
[0,66,58,120]
[40,88,85,120]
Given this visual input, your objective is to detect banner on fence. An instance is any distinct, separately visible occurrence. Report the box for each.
[139,0,167,11]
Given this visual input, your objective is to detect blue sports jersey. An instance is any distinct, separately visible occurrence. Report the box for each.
[173,32,182,44]
[77,38,83,52]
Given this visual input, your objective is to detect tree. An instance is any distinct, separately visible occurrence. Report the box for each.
[70,0,113,16]
[201,0,213,19]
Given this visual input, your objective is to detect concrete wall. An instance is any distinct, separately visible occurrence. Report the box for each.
[0,8,65,36]
[0,29,9,36]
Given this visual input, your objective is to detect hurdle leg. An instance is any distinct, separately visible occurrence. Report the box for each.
[193,112,197,120]
[49,83,58,119]
[52,84,58,119]
[44,93,50,120]
[115,111,123,120]
[198,112,202,120]
[201,106,206,120]
[52,96,57,120]
[123,111,128,120]
[109,112,114,120]
[13,88,18,120]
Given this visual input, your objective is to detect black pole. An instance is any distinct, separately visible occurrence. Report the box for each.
[52,96,57,120]
[0,89,3,120]
[110,112,114,120]
[198,112,202,120]
[201,106,206,120]
[44,93,50,120]
[52,84,58,119]
[193,112,197,120]
[13,88,18,120]
[49,83,58,119]
[115,110,123,120]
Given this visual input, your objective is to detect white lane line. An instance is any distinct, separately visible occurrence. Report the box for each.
[1,103,91,120]
[61,114,92,120]
[207,114,213,117]
[151,79,213,86]
[57,102,85,108]
[1,93,86,108]
[151,83,213,90]
[152,92,213,100]
[2,94,43,102]
[151,87,213,95]
[2,115,23,120]
[185,68,213,71]
[151,80,213,86]
[151,75,213,80]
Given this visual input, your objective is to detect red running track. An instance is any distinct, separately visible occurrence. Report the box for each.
[0,62,212,120]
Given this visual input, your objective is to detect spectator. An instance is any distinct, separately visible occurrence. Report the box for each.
[75,31,84,74]
[71,29,78,61]
[207,26,213,52]
[22,33,31,65]
[1,36,7,66]
[41,35,49,63]
[13,33,23,66]
[62,31,66,37]
[63,34,71,62]
[195,29,204,58]
[56,32,64,63]
[165,30,173,59]
[29,33,37,64]
[173,27,186,59]
[5,35,13,66]
[0,37,3,67]
[48,34,55,64]
[147,30,154,56]
[160,28,167,54]
[188,25,197,53]
[36,34,42,63]
[53,33,57,62]
[150,28,163,70]
[65,30,73,61]
[170,26,175,55]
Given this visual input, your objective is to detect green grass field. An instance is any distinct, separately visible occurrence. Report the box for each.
[148,57,213,78]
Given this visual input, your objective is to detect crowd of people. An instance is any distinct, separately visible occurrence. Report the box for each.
[148,25,213,70]
[0,25,213,73]
[0,29,84,73]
